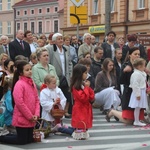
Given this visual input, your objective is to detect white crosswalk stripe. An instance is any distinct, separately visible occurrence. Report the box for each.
[1,108,150,150]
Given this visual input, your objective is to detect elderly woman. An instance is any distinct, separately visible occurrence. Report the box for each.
[94,58,121,115]
[32,47,59,91]
[45,33,73,118]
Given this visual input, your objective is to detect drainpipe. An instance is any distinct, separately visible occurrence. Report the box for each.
[13,7,16,39]
[125,0,129,37]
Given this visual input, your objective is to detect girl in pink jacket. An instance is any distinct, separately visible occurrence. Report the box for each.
[11,60,40,144]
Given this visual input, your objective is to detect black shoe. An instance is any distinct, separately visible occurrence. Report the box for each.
[65,113,71,118]
[114,116,119,121]
[102,109,109,115]
[105,109,112,122]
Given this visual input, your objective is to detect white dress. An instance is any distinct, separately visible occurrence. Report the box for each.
[40,87,66,121]
[128,69,148,109]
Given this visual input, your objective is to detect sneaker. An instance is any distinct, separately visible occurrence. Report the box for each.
[51,124,62,132]
[0,129,9,136]
[133,121,146,127]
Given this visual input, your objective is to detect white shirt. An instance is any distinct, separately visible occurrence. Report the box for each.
[57,46,65,75]
[30,43,36,53]
[110,44,115,60]
[40,87,66,121]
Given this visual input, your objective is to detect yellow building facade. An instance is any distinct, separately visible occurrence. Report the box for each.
[62,0,150,45]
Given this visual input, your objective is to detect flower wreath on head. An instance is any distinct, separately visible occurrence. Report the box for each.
[40,83,47,92]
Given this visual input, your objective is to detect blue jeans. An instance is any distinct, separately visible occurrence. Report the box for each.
[58,127,75,135]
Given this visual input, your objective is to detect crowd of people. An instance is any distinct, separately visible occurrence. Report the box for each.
[0,29,149,145]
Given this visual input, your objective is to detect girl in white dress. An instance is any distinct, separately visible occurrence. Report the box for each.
[129,58,148,126]
[40,74,66,126]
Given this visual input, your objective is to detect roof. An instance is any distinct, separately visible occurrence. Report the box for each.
[13,0,58,7]
[57,9,64,13]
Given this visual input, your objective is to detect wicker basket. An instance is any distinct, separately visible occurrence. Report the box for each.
[51,104,65,119]
[33,118,51,142]
[72,121,89,140]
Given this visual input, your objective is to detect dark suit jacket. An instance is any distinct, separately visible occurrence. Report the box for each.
[101,42,120,59]
[9,39,31,61]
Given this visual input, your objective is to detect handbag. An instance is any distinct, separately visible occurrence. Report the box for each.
[51,104,65,119]
[72,121,89,140]
[59,75,69,88]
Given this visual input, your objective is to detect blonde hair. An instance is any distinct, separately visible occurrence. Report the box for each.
[30,52,37,60]
[63,35,71,41]
[44,74,56,84]
[133,58,146,69]
[0,53,8,63]
[36,47,48,60]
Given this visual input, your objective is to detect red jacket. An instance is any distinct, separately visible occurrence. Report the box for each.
[71,86,95,129]
[12,76,40,127]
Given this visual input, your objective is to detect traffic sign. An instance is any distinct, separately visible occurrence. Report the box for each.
[70,0,84,7]
[70,6,87,24]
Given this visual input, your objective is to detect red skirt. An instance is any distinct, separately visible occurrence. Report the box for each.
[122,109,144,120]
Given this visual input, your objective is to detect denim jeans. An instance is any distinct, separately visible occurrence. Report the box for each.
[58,127,75,135]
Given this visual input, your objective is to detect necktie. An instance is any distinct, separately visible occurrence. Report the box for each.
[4,45,8,54]
[20,40,24,49]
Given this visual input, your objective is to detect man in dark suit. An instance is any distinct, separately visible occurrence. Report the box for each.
[9,30,31,61]
[0,35,10,56]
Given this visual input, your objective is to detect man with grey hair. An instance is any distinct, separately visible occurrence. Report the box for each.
[78,33,95,59]
[45,33,73,118]
[9,30,31,61]
[0,35,10,56]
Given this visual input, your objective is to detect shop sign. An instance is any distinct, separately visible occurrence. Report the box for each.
[89,25,105,34]
[138,34,150,46]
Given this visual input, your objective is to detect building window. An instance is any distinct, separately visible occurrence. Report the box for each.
[38,21,42,34]
[0,0,2,11]
[31,9,34,14]
[54,7,58,12]
[54,20,58,33]
[24,10,27,15]
[7,0,11,10]
[24,22,27,32]
[31,22,34,33]
[47,8,50,13]
[17,11,20,15]
[111,0,115,12]
[7,22,11,34]
[39,8,42,13]
[138,0,145,9]
[0,22,2,35]
[93,0,98,14]
[16,23,20,31]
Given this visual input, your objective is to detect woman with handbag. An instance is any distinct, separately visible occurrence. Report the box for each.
[46,33,73,118]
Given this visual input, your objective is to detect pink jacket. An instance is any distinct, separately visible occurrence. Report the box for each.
[12,76,40,127]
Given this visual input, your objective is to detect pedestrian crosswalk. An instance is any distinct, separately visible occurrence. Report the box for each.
[1,108,150,150]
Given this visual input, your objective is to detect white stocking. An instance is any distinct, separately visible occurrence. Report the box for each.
[134,107,140,123]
